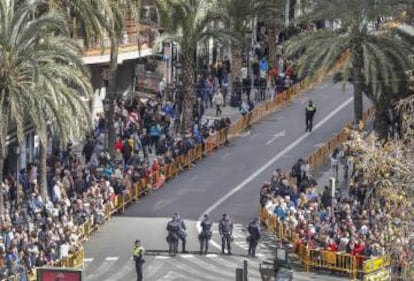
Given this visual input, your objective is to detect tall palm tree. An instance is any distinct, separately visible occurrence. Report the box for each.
[285,0,411,137]
[43,0,141,157]
[217,0,284,79]
[156,0,236,130]
[26,52,92,199]
[0,0,92,213]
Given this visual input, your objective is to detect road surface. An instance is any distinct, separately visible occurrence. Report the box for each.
[83,82,368,280]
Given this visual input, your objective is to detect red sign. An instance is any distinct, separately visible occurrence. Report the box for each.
[38,268,82,281]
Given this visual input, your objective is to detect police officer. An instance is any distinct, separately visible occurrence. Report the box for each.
[219,213,234,255]
[247,217,261,257]
[175,212,188,253]
[305,100,317,132]
[133,240,145,281]
[166,215,179,256]
[199,214,212,254]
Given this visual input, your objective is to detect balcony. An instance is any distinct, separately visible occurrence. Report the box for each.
[78,22,157,65]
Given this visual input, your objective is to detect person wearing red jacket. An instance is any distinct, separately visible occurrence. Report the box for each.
[352,240,366,267]
[115,137,123,152]
[327,239,338,252]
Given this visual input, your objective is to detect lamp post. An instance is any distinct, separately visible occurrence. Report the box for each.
[102,99,111,152]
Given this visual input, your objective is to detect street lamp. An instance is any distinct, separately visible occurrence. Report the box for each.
[102,99,111,152]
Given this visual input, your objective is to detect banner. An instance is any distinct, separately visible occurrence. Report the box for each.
[37,268,82,281]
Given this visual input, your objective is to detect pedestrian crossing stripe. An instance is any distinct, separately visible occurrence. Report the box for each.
[85,254,266,281]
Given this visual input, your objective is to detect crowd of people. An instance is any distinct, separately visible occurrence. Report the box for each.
[0,92,235,279]
[260,143,412,277]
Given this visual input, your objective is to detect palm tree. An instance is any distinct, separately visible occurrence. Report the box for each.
[156,0,236,130]
[0,0,92,213]
[217,0,284,79]
[284,0,411,137]
[26,50,92,199]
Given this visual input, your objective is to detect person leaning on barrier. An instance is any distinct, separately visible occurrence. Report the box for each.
[199,214,213,255]
[221,117,231,145]
[247,217,261,257]
[133,240,145,281]
[219,213,234,255]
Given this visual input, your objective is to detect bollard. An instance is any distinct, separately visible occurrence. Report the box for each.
[235,268,243,281]
[243,260,248,281]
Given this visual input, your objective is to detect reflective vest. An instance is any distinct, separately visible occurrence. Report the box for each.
[133,246,145,259]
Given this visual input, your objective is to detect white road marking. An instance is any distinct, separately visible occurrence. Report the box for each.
[197,96,354,250]
[84,258,94,262]
[105,257,119,261]
[205,254,218,258]
[265,130,286,145]
[102,260,133,281]
[155,256,171,259]
[86,259,118,281]
[181,254,195,258]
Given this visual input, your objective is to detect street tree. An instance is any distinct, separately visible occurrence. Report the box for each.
[284,0,411,137]
[42,0,140,157]
[0,0,92,216]
[155,0,236,130]
[217,0,284,79]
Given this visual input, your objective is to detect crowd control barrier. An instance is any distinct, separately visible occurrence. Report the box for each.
[2,51,353,281]
[259,106,397,281]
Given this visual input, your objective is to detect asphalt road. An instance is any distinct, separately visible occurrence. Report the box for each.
[83,82,369,281]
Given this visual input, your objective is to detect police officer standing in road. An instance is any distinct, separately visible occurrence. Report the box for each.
[247,217,261,257]
[133,240,145,281]
[176,212,188,253]
[166,215,179,256]
[219,213,234,255]
[199,214,213,255]
[305,100,317,132]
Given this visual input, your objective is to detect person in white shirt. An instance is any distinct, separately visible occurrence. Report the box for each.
[159,78,166,100]
[212,90,224,117]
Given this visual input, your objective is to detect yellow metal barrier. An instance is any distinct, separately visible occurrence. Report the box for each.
[260,204,391,280]
[309,249,357,279]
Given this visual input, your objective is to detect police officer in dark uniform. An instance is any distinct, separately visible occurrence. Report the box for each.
[133,240,145,281]
[247,217,261,257]
[166,215,179,256]
[199,214,213,254]
[176,212,188,253]
[219,213,234,255]
[305,100,317,132]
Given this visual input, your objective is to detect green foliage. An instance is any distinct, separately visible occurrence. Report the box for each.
[0,0,92,149]
[155,0,237,54]
[285,0,412,111]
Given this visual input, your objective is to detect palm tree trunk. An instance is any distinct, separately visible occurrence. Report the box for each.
[106,39,120,157]
[374,108,389,139]
[181,54,196,131]
[267,25,277,66]
[39,139,48,201]
[352,45,364,124]
[0,102,10,230]
[231,45,243,81]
